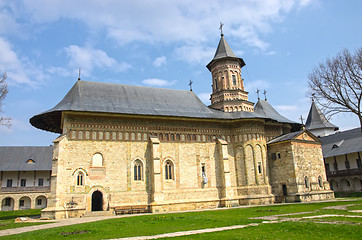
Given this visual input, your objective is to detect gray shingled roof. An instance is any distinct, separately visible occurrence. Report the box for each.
[254,100,296,124]
[320,127,362,158]
[0,146,53,171]
[267,130,303,144]
[206,35,245,70]
[305,101,338,131]
[30,81,298,133]
[267,129,320,145]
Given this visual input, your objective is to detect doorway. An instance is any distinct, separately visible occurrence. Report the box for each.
[91,191,103,211]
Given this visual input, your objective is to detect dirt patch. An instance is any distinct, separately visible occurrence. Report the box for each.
[60,230,90,236]
[323,204,356,210]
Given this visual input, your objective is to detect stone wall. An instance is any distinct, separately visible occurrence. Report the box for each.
[268,131,334,203]
[42,113,286,218]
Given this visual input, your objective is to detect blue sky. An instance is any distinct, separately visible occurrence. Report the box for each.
[0,0,361,146]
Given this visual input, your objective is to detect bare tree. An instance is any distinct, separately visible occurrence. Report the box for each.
[0,73,11,127]
[308,48,362,131]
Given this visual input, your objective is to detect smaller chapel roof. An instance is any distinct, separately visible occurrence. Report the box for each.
[305,101,339,131]
[254,100,295,124]
[320,127,362,158]
[267,129,320,145]
[0,146,53,171]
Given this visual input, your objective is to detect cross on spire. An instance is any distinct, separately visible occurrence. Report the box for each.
[263,90,267,101]
[256,89,260,100]
[78,68,81,81]
[311,93,315,102]
[219,22,224,36]
[300,115,305,126]
[189,80,193,91]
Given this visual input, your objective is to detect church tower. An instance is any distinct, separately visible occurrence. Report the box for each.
[207,29,254,112]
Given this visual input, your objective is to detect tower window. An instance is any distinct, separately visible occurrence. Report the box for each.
[232,75,236,85]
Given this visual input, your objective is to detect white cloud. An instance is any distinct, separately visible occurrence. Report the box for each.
[64,45,131,76]
[15,0,312,51]
[153,56,167,67]
[175,45,215,64]
[244,79,271,94]
[0,118,32,134]
[0,37,44,87]
[142,78,176,87]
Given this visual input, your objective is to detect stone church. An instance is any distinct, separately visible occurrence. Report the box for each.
[30,33,333,219]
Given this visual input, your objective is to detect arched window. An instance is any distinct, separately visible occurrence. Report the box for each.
[134,160,143,181]
[92,153,103,167]
[77,172,84,186]
[192,134,196,141]
[232,75,237,85]
[165,160,174,180]
[304,176,309,188]
[318,176,323,188]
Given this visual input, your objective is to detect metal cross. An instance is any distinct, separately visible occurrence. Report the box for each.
[256,89,260,100]
[78,68,81,81]
[263,90,267,101]
[311,93,315,102]
[189,80,193,91]
[219,22,224,36]
[300,115,304,125]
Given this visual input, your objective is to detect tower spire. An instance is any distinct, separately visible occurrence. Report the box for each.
[207,27,253,113]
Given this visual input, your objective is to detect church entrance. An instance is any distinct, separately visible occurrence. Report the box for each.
[91,191,103,211]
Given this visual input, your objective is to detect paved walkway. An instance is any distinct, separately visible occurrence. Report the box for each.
[109,223,260,240]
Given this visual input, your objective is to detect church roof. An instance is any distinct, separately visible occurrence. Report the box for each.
[267,129,320,145]
[320,127,362,158]
[0,146,53,171]
[305,101,339,131]
[30,81,297,133]
[254,100,295,124]
[206,35,245,70]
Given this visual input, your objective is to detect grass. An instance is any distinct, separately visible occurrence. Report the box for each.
[0,199,361,240]
[0,209,49,231]
[165,221,362,240]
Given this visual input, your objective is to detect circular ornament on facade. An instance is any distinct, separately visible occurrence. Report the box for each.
[303,133,308,140]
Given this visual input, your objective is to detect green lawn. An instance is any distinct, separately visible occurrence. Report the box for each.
[0,209,49,231]
[165,221,362,240]
[0,199,361,240]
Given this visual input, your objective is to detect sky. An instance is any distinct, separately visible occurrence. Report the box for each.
[0,0,361,146]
